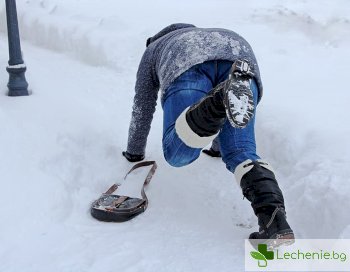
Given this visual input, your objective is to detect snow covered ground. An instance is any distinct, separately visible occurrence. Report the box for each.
[0,0,349,271]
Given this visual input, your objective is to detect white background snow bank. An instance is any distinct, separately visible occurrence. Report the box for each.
[0,0,349,271]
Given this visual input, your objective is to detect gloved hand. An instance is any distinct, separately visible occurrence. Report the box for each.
[202,147,221,158]
[122,151,145,162]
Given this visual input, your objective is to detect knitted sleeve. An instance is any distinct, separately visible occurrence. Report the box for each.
[126,49,159,155]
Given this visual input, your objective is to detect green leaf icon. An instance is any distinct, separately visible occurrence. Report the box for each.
[250,251,266,261]
[250,251,268,267]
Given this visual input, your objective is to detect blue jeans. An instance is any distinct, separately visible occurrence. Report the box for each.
[162,60,260,173]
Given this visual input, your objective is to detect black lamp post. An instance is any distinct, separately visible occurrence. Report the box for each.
[5,0,29,96]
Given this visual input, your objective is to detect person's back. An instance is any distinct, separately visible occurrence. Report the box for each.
[128,24,264,156]
[123,24,294,246]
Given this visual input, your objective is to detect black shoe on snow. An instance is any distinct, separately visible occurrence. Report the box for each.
[223,60,255,128]
[249,207,295,249]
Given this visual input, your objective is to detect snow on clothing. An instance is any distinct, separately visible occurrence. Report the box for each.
[126,23,263,156]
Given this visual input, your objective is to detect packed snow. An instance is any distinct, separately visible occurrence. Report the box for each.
[0,0,349,271]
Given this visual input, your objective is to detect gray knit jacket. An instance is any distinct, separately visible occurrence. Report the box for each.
[126,24,263,156]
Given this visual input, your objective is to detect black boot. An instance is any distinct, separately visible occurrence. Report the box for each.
[235,160,294,246]
[186,81,227,137]
[249,207,294,248]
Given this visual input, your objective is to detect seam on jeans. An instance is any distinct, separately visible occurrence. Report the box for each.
[163,89,207,105]
[216,61,233,83]
[195,61,215,87]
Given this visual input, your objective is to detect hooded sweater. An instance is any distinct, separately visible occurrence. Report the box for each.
[126,24,263,156]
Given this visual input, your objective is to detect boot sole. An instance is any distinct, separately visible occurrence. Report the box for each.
[223,63,255,128]
[266,231,295,249]
[249,230,295,250]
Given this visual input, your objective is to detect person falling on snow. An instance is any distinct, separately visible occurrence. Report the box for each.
[123,23,294,244]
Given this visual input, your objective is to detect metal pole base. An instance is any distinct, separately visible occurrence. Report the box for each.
[7,64,29,96]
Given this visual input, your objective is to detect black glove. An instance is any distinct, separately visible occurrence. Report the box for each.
[122,151,145,162]
[202,148,221,158]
